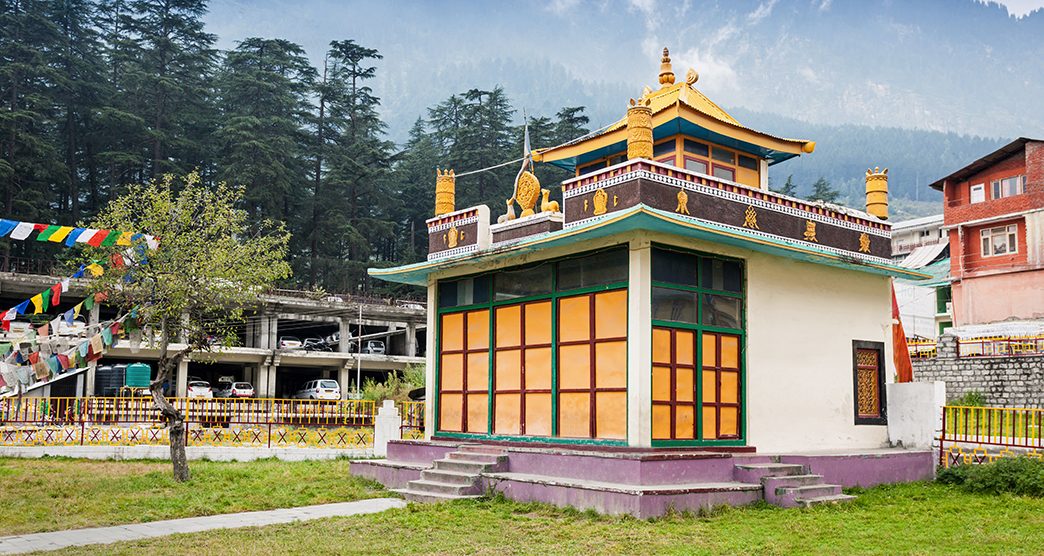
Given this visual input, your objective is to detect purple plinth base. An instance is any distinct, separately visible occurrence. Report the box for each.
[349,440,935,517]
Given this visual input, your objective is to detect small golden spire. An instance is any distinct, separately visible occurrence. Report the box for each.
[659,47,675,87]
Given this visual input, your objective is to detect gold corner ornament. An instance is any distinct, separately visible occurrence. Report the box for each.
[445,225,463,248]
[859,232,871,253]
[675,189,690,215]
[658,47,675,86]
[434,168,456,216]
[593,188,608,216]
[626,97,653,159]
[803,220,818,243]
[742,205,759,230]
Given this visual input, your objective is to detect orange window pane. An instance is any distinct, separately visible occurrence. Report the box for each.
[441,313,463,352]
[441,354,463,390]
[559,393,591,438]
[558,295,591,342]
[675,368,694,402]
[653,328,672,364]
[720,371,739,404]
[652,365,672,402]
[595,341,627,388]
[721,335,740,369]
[702,370,717,403]
[466,352,489,391]
[466,394,488,433]
[494,393,521,435]
[559,344,591,389]
[702,334,717,366]
[439,393,462,432]
[720,406,739,437]
[595,392,627,440]
[594,290,627,339]
[652,404,672,440]
[495,350,521,390]
[676,405,695,440]
[676,330,694,365]
[702,406,717,439]
[524,301,552,345]
[525,393,552,437]
[495,305,522,347]
[467,310,489,350]
[525,347,553,389]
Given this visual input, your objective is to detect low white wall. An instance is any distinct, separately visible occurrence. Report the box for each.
[0,445,371,461]
[886,381,946,449]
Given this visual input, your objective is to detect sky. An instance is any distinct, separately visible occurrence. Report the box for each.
[204,0,1044,142]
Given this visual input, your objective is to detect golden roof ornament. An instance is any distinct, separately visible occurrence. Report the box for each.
[434,168,455,216]
[685,67,699,85]
[515,170,541,218]
[658,47,675,87]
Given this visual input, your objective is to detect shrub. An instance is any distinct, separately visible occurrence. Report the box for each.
[360,363,425,403]
[951,390,987,407]
[937,456,1044,497]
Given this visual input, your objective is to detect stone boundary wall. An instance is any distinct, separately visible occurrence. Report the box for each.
[912,335,1044,407]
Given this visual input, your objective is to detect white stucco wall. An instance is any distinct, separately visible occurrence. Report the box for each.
[744,253,895,452]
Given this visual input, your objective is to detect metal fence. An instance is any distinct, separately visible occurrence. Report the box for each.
[907,339,937,359]
[957,335,1044,358]
[399,401,425,440]
[0,397,380,450]
[939,405,1044,467]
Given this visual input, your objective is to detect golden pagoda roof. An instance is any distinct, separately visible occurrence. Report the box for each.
[535,48,815,170]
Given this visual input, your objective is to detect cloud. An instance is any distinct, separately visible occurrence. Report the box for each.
[748,0,779,23]
[817,0,833,11]
[547,0,582,16]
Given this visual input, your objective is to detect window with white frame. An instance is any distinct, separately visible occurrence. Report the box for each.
[991,176,1025,199]
[969,183,985,204]
[980,224,1018,257]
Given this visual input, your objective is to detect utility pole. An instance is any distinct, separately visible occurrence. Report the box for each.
[356,287,363,398]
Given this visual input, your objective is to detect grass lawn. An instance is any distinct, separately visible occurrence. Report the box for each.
[0,457,385,535]
[47,481,1044,555]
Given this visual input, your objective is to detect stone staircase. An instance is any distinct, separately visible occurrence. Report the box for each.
[734,462,855,508]
[393,444,507,503]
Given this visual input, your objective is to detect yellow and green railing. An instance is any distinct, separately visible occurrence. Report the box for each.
[940,405,1044,467]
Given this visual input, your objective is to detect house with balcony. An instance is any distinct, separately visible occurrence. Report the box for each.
[929,138,1044,326]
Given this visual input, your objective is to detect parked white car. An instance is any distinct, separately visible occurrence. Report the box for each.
[278,336,302,349]
[292,379,340,400]
[187,381,213,398]
[361,340,385,355]
[216,382,255,399]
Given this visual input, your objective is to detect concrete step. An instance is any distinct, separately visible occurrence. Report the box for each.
[447,451,506,465]
[779,484,841,499]
[762,474,824,491]
[421,468,480,486]
[433,458,496,474]
[734,463,806,483]
[796,493,857,508]
[392,488,483,504]
[457,443,508,456]
[406,479,483,496]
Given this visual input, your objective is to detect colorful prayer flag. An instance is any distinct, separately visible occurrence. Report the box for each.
[30,294,44,315]
[75,229,98,244]
[50,283,61,306]
[10,222,34,240]
[86,230,110,247]
[49,226,74,243]
[36,225,60,241]
[14,299,30,315]
[117,231,133,246]
[64,228,85,246]
[0,220,17,237]
[85,263,104,277]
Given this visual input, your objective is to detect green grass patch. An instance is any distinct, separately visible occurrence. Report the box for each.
[938,456,1044,497]
[0,457,385,535]
[49,481,1044,555]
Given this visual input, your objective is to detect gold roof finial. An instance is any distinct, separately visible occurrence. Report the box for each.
[659,47,675,87]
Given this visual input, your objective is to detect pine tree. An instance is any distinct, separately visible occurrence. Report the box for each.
[392,118,440,261]
[214,37,316,225]
[553,106,589,145]
[809,176,840,203]
[775,174,798,197]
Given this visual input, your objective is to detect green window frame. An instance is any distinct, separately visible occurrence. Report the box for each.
[650,244,747,447]
[433,247,630,446]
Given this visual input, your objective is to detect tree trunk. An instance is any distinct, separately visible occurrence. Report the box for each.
[151,318,191,481]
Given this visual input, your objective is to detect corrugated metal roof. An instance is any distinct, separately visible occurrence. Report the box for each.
[899,242,948,269]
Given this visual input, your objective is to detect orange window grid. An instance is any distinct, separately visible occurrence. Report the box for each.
[493,301,553,437]
[557,289,628,440]
[652,327,698,441]
[701,332,741,440]
[438,310,490,434]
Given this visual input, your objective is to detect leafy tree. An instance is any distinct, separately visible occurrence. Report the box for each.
[391,118,440,262]
[86,171,290,481]
[809,176,840,203]
[775,174,798,197]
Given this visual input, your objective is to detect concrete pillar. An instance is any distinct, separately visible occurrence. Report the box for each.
[257,364,270,398]
[424,276,437,440]
[268,315,279,349]
[373,399,402,457]
[177,312,189,343]
[338,317,351,353]
[85,361,97,396]
[627,237,653,448]
[338,364,351,400]
[176,358,189,397]
[406,322,418,357]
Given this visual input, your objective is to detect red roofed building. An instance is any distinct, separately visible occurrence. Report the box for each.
[929,138,1044,326]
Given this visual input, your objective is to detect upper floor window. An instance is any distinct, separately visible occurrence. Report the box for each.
[653,140,676,159]
[969,184,985,204]
[712,165,736,182]
[711,147,735,164]
[737,155,758,170]
[980,224,1018,257]
[683,139,709,157]
[991,176,1025,200]
[684,158,708,174]
[579,161,605,176]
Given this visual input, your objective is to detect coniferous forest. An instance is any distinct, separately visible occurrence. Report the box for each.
[0,0,1009,297]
